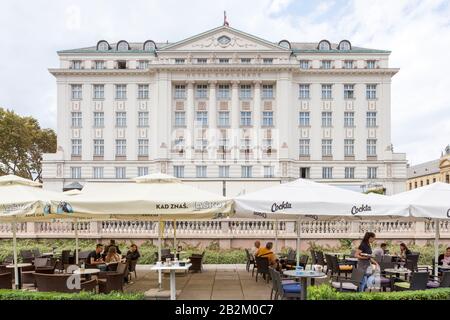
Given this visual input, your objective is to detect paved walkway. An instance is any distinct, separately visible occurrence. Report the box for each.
[125,264,273,300]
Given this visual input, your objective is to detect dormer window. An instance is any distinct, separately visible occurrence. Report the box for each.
[318,40,331,51]
[338,40,351,51]
[143,40,156,51]
[97,40,110,51]
[117,41,129,51]
[218,35,231,45]
[278,40,291,49]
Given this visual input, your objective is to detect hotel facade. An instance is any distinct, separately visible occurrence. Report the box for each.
[42,25,407,196]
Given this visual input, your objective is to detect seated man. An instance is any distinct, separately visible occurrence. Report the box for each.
[86,244,107,271]
[438,247,450,266]
[256,242,277,267]
[373,243,387,260]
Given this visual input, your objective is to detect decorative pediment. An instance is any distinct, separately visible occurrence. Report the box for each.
[160,26,289,52]
[440,157,450,169]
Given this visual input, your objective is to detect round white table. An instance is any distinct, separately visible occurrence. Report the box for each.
[6,263,33,289]
[283,270,326,300]
[151,263,192,300]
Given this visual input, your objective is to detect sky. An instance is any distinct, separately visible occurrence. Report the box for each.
[0,0,449,166]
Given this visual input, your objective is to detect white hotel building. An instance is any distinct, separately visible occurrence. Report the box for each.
[42,25,407,196]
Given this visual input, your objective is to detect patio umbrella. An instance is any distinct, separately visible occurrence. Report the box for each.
[234,178,410,266]
[390,182,450,275]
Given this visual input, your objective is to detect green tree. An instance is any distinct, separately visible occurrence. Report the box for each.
[0,108,56,182]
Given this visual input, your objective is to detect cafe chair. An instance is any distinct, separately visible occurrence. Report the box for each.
[254,256,270,283]
[189,251,205,273]
[272,268,301,300]
[245,249,255,273]
[268,267,296,300]
[34,273,96,293]
[394,272,428,291]
[427,271,450,289]
[331,268,365,292]
[98,272,124,293]
[0,272,12,289]
[315,251,326,268]
[20,250,34,264]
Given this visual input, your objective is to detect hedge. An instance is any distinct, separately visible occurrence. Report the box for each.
[0,289,144,300]
[308,284,450,300]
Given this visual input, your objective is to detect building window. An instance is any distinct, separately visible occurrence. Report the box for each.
[218,138,228,151]
[196,166,207,178]
[219,58,229,64]
[262,85,274,99]
[366,60,376,69]
[319,41,331,51]
[71,139,82,156]
[409,182,412,190]
[299,60,310,69]
[426,179,430,185]
[299,84,310,99]
[321,60,332,69]
[219,166,230,178]
[262,138,272,152]
[240,138,251,150]
[137,60,149,69]
[138,139,149,156]
[343,60,353,69]
[116,60,127,69]
[344,84,354,99]
[71,84,82,100]
[174,85,186,99]
[115,139,127,156]
[300,167,310,179]
[367,139,377,156]
[71,60,82,69]
[196,58,207,64]
[366,112,377,127]
[299,139,310,156]
[241,58,251,64]
[367,167,377,179]
[196,111,208,126]
[93,112,104,128]
[264,166,274,178]
[414,181,418,188]
[116,112,127,127]
[218,111,230,127]
[93,139,104,156]
[299,112,310,127]
[322,139,332,156]
[344,139,354,156]
[174,137,184,150]
[195,138,208,151]
[322,167,333,179]
[195,84,208,99]
[345,167,355,179]
[138,111,149,127]
[93,167,104,179]
[93,84,104,99]
[138,84,149,99]
[94,61,105,69]
[321,84,332,99]
[321,112,332,127]
[262,112,273,126]
[115,167,126,179]
[71,167,81,179]
[71,112,82,128]
[137,167,148,177]
[115,84,127,99]
[240,111,252,126]
[175,58,185,64]
[366,84,377,100]
[241,166,252,178]
[420,180,424,187]
[217,84,230,99]
[263,58,273,64]
[174,111,186,127]
[344,112,354,127]
[433,178,436,183]
[173,166,184,178]
[239,85,252,99]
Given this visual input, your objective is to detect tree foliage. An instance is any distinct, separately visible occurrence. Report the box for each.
[0,108,56,182]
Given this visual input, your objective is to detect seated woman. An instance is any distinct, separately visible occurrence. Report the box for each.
[256,242,278,269]
[398,243,412,261]
[104,246,121,264]
[125,244,141,265]
[438,247,450,267]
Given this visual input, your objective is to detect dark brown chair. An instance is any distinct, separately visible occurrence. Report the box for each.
[34,273,94,293]
[20,250,34,264]
[0,272,12,289]
[245,249,256,273]
[254,256,270,283]
[98,272,124,293]
[189,251,205,273]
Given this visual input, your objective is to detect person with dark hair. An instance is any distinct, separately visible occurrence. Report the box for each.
[104,239,121,258]
[373,243,388,259]
[438,247,450,267]
[126,244,141,262]
[253,241,261,256]
[105,246,121,263]
[399,243,412,261]
[256,242,277,267]
[86,244,107,271]
[355,232,379,291]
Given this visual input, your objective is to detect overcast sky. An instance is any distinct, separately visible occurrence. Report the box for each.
[1,0,449,166]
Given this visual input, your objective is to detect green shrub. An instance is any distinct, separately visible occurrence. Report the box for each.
[308,284,450,300]
[0,289,144,300]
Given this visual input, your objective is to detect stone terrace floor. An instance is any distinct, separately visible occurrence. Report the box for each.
[125,264,328,300]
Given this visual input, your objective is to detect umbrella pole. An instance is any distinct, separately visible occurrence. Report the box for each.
[12,220,19,289]
[434,218,440,277]
[158,216,162,290]
[274,219,278,253]
[173,219,177,251]
[74,218,79,265]
[296,217,301,267]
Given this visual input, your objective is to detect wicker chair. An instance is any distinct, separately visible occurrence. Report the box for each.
[34,273,96,293]
[394,272,429,291]
[0,272,12,289]
[245,248,256,273]
[189,251,205,273]
[20,250,34,264]
[98,272,124,293]
[254,256,270,283]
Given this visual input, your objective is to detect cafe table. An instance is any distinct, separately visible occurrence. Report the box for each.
[6,263,33,289]
[283,270,326,300]
[151,263,192,300]
[73,268,100,280]
[384,268,411,281]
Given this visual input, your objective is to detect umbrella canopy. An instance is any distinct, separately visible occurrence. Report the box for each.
[234,178,410,219]
[50,173,233,220]
[390,182,450,219]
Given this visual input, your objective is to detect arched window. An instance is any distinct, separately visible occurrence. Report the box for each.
[278,40,291,49]
[97,40,110,51]
[338,40,351,51]
[143,40,156,51]
[318,40,331,51]
[117,41,129,51]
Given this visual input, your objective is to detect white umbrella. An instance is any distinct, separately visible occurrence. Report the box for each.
[234,178,410,266]
[390,182,450,275]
